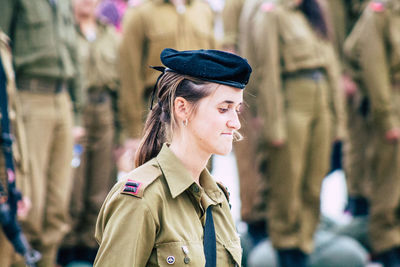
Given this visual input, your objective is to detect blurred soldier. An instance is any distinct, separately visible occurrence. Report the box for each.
[0,1,80,266]
[0,30,32,267]
[326,0,371,220]
[57,0,120,265]
[241,0,346,266]
[119,0,216,155]
[344,1,400,266]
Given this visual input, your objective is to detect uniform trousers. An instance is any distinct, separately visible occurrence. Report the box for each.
[63,95,115,249]
[343,91,372,202]
[15,90,73,267]
[369,89,400,253]
[267,75,332,253]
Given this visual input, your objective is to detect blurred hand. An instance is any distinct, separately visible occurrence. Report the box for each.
[17,196,31,220]
[385,128,400,143]
[116,148,135,173]
[72,126,86,143]
[124,138,141,153]
[222,46,237,55]
[342,74,358,98]
[271,139,285,147]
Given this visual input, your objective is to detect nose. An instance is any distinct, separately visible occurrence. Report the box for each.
[227,112,241,130]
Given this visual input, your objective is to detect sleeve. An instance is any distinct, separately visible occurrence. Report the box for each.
[69,43,84,127]
[222,0,245,49]
[357,9,396,132]
[324,43,347,140]
[94,192,157,266]
[118,8,147,141]
[248,9,287,143]
[0,0,16,36]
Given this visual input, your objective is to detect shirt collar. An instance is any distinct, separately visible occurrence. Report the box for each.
[156,144,224,204]
[153,0,193,6]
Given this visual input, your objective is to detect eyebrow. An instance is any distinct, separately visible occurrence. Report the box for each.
[220,100,242,105]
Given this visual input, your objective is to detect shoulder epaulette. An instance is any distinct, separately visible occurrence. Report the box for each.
[128,0,144,8]
[216,181,230,203]
[260,1,276,12]
[120,160,161,198]
[369,1,387,12]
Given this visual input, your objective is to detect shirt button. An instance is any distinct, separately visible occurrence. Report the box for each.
[193,185,200,193]
[184,257,190,264]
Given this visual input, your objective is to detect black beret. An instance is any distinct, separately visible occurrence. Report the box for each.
[160,48,252,89]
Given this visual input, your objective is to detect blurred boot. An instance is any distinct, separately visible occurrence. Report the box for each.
[277,249,308,267]
[346,196,369,216]
[374,248,400,267]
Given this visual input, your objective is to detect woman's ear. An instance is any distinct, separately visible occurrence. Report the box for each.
[174,96,191,121]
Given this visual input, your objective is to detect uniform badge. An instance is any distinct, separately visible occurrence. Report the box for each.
[261,2,275,12]
[369,1,386,12]
[166,256,175,264]
[122,179,142,196]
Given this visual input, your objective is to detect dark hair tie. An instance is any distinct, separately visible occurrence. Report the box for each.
[149,66,166,110]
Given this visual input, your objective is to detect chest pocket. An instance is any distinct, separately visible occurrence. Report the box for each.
[281,38,317,72]
[156,241,205,266]
[217,238,242,267]
[16,0,53,50]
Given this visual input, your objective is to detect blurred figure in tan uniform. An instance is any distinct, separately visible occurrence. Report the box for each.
[57,0,120,265]
[344,1,400,265]
[0,1,80,266]
[241,0,346,265]
[326,0,371,218]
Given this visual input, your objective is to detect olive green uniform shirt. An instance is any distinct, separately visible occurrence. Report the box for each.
[95,144,241,266]
[76,21,120,112]
[344,0,400,132]
[119,0,215,139]
[0,0,81,124]
[241,0,345,143]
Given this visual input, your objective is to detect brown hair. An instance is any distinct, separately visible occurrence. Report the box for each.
[134,71,215,167]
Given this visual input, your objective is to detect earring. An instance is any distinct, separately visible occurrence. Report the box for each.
[183,119,188,127]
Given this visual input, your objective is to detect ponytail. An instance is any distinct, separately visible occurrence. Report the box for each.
[134,103,164,167]
[299,0,330,40]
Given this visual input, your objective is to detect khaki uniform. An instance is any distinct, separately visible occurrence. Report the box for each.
[62,21,119,251]
[95,144,242,266]
[242,0,345,253]
[119,0,215,139]
[0,0,79,266]
[344,0,400,254]
[0,31,30,267]
[325,0,372,207]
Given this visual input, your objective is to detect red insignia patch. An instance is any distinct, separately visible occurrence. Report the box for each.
[122,179,142,196]
[261,2,275,12]
[369,1,385,12]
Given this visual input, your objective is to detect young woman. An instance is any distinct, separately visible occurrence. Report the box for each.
[94,48,252,266]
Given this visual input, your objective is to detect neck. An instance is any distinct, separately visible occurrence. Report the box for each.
[169,137,210,185]
[170,0,186,6]
[77,14,97,35]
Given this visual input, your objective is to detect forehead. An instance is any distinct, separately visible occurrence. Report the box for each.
[207,84,243,103]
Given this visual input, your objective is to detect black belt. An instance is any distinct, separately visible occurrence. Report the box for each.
[16,77,67,94]
[87,90,110,104]
[283,69,326,81]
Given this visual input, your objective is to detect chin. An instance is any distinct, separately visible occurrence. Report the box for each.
[213,144,233,156]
